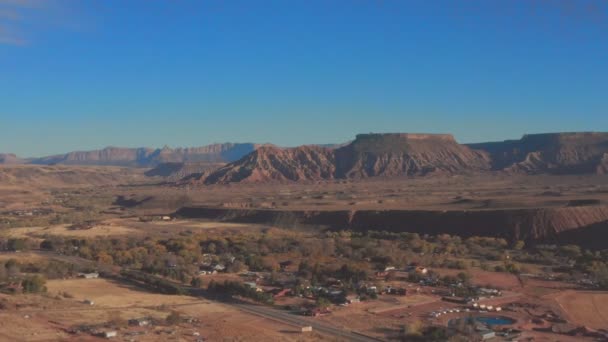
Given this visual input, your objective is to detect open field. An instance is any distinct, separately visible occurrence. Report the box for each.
[5,223,139,238]
[554,290,608,330]
[0,278,329,341]
[46,278,200,308]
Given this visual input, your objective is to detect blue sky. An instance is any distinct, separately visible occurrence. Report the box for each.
[1,0,607,157]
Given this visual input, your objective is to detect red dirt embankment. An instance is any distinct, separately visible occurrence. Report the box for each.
[174,206,608,248]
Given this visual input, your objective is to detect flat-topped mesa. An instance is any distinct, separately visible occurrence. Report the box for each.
[335,133,489,178]
[520,132,608,146]
[470,132,608,174]
[354,133,457,142]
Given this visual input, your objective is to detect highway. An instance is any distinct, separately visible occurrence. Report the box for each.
[232,302,383,342]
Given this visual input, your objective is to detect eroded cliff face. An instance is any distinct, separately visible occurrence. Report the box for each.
[175,205,608,248]
[469,132,608,174]
[202,133,491,183]
[203,145,336,184]
[334,133,491,178]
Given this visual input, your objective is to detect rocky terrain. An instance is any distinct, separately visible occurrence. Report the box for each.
[5,132,608,183]
[197,133,493,184]
[334,133,490,178]
[198,132,608,184]
[202,145,336,184]
[469,132,608,174]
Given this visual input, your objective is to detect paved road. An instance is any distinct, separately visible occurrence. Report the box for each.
[232,302,383,342]
[3,251,383,341]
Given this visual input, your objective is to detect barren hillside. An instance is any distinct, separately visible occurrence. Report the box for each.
[203,145,336,184]
[469,132,608,174]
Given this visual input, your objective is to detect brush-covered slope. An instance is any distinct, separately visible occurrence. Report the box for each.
[203,145,336,184]
[30,143,259,167]
[334,133,491,178]
[469,132,608,174]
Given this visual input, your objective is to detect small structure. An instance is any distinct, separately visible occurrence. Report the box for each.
[271,288,291,298]
[346,295,360,304]
[301,326,313,333]
[128,318,151,327]
[478,330,495,340]
[385,286,407,296]
[78,272,99,279]
[244,282,263,292]
[212,264,226,272]
[102,331,117,339]
[415,266,428,275]
[306,308,331,317]
[161,216,172,221]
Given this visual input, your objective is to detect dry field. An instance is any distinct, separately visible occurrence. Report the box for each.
[554,290,608,330]
[46,278,200,308]
[0,251,46,262]
[5,223,139,239]
[0,278,329,341]
[436,267,523,290]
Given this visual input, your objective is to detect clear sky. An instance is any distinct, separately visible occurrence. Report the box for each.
[1,0,607,157]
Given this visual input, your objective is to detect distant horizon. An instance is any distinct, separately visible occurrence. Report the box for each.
[6,130,608,159]
[2,1,607,157]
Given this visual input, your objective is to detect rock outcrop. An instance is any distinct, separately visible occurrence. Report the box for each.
[469,132,608,174]
[334,133,491,178]
[203,145,336,184]
[202,133,491,183]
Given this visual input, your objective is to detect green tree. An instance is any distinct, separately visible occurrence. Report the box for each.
[21,275,47,293]
[315,297,331,309]
[191,277,203,288]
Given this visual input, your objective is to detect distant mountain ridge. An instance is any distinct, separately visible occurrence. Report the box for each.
[10,143,261,167]
[4,132,608,183]
[0,153,24,165]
